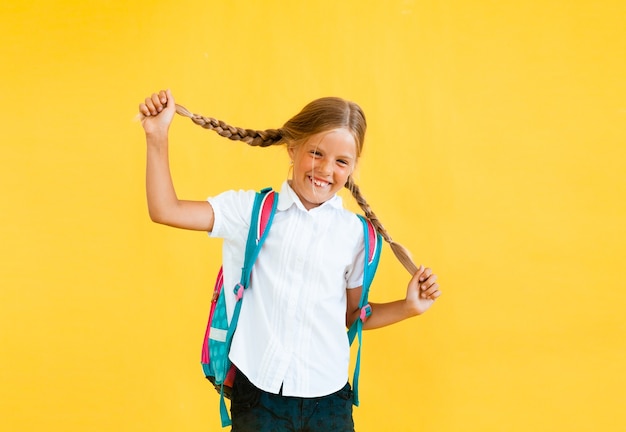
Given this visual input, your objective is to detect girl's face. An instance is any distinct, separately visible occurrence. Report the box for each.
[288,128,358,210]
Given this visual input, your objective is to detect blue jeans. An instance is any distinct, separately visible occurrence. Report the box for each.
[230,373,355,432]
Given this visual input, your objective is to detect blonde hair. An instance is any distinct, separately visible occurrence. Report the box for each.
[173,99,417,275]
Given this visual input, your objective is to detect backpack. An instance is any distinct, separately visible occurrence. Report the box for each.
[200,187,382,427]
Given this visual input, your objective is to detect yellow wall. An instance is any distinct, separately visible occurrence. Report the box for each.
[1,1,625,431]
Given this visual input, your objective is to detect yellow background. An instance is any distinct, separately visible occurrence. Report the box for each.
[1,1,625,431]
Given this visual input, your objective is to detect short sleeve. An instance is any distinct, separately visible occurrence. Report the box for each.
[207,189,257,240]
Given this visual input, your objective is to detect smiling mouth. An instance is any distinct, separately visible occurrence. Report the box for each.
[308,176,330,188]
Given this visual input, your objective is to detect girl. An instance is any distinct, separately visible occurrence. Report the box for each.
[139,89,441,432]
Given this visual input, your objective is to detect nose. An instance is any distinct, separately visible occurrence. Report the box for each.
[316,157,332,175]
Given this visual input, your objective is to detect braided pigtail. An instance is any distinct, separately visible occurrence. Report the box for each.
[345,177,418,275]
[175,104,284,147]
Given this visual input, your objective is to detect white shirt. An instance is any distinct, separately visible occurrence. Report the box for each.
[208,181,365,397]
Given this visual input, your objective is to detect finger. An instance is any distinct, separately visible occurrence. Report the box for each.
[410,265,424,279]
[159,89,168,105]
[421,282,440,298]
[419,267,432,285]
[409,265,425,290]
[138,103,151,117]
[163,89,175,112]
[413,265,425,282]
[151,93,164,113]
[421,274,438,290]
[426,289,441,300]
[144,96,158,115]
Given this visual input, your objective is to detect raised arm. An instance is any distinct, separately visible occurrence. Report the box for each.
[346,265,441,330]
[140,90,215,231]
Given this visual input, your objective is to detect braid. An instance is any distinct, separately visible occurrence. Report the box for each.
[175,104,283,147]
[345,177,418,275]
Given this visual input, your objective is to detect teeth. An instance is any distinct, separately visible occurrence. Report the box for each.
[312,178,329,187]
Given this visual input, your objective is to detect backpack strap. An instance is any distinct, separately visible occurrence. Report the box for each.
[227,187,277,331]
[347,214,382,406]
[218,187,278,427]
[240,188,278,288]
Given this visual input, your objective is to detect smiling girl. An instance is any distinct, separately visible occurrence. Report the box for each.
[139,90,441,432]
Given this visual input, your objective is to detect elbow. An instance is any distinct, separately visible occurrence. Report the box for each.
[148,212,162,224]
[147,205,169,225]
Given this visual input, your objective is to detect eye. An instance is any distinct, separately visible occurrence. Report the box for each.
[309,150,322,157]
[337,159,349,166]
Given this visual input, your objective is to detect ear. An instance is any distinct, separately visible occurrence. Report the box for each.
[349,159,358,176]
[352,158,358,172]
[287,146,296,161]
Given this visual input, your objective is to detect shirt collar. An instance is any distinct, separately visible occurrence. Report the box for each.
[277,180,343,212]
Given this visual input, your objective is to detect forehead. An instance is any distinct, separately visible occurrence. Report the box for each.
[303,128,358,157]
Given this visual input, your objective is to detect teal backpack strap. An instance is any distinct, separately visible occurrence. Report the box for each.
[225,188,277,344]
[348,215,382,406]
[219,187,278,427]
[218,392,229,428]
[241,188,278,287]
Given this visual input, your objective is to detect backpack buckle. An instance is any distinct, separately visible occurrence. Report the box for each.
[360,304,372,322]
[234,283,245,301]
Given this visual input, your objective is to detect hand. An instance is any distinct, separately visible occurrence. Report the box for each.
[406,265,441,316]
[138,89,176,135]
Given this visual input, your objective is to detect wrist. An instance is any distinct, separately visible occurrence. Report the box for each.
[145,130,169,148]
[404,298,422,317]
[145,126,169,139]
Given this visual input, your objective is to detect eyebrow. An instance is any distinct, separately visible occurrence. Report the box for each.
[336,154,355,162]
[306,142,356,162]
